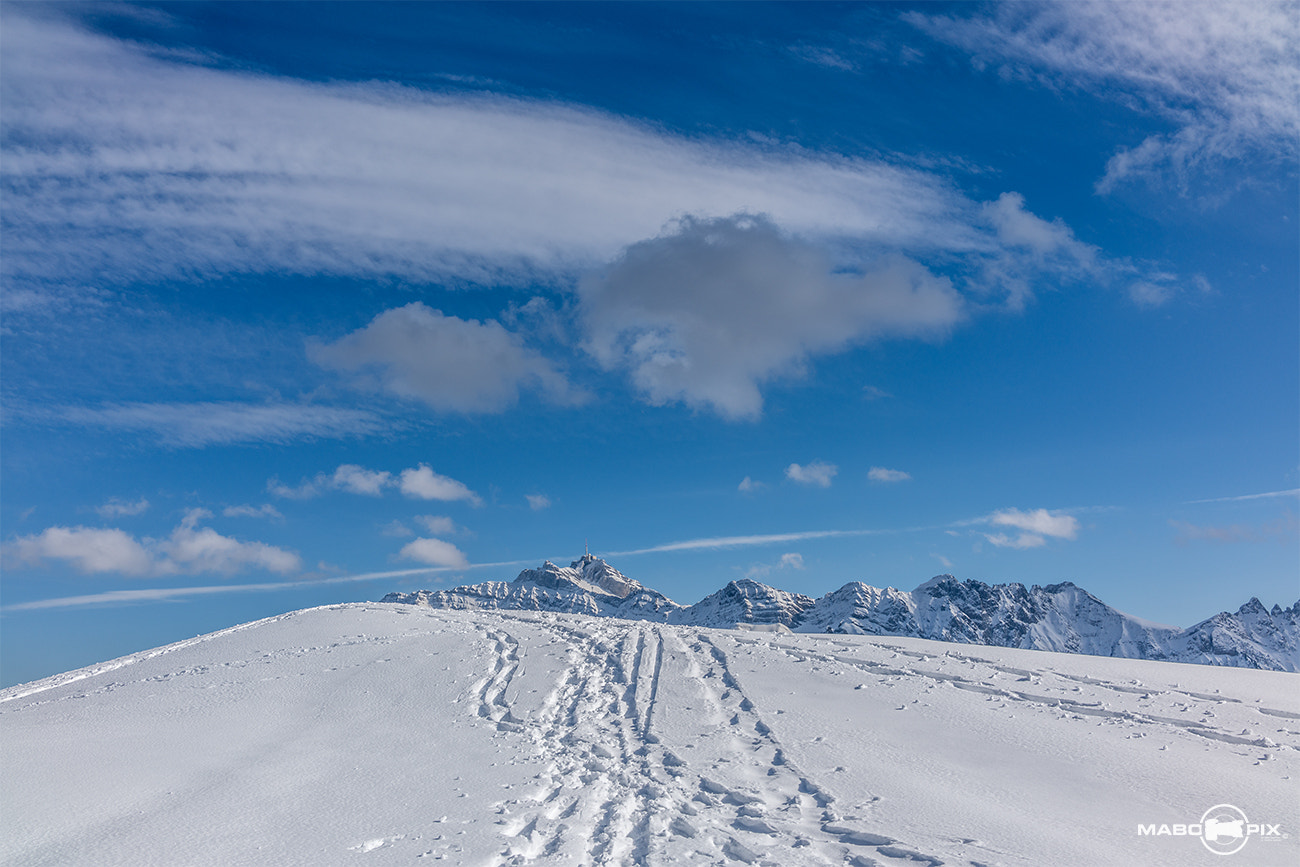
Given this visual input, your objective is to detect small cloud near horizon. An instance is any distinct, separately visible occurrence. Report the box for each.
[222,504,283,520]
[868,467,911,483]
[96,497,150,518]
[786,461,838,488]
[982,507,1080,549]
[398,537,469,569]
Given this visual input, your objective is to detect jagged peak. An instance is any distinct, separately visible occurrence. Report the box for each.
[913,574,959,593]
[385,557,1296,671]
[1239,597,1268,615]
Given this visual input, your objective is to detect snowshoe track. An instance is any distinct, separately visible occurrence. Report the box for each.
[478,620,943,866]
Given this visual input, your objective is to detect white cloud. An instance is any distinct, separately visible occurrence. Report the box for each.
[786,461,839,488]
[381,520,414,537]
[309,303,585,414]
[7,526,155,576]
[158,509,300,575]
[267,476,322,500]
[1125,271,1190,308]
[96,497,149,518]
[977,192,1107,308]
[582,215,964,418]
[0,10,992,297]
[908,3,1300,192]
[331,464,392,496]
[525,495,551,511]
[990,508,1080,539]
[399,537,469,569]
[45,402,383,447]
[868,467,911,483]
[737,476,765,493]
[4,510,300,577]
[743,551,806,581]
[984,532,1048,550]
[982,507,1080,549]
[222,504,283,520]
[415,515,458,535]
[0,9,1146,322]
[862,385,893,400]
[269,462,478,506]
[398,464,482,505]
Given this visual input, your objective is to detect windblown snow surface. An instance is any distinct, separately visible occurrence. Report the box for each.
[2,603,1297,866]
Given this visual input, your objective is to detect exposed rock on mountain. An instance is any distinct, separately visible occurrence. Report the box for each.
[669,579,815,629]
[385,558,1300,671]
[382,554,681,620]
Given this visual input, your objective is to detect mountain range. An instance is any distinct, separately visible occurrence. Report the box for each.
[383,555,1300,671]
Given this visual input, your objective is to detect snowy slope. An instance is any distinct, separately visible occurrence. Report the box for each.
[391,559,1300,671]
[3,604,1296,866]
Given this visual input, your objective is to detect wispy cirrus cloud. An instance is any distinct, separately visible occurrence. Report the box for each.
[2,9,1159,304]
[1,559,543,612]
[222,504,283,520]
[0,8,980,296]
[607,528,888,557]
[1186,488,1300,505]
[38,402,383,447]
[0,7,1183,425]
[1172,514,1298,545]
[95,497,150,518]
[908,2,1300,193]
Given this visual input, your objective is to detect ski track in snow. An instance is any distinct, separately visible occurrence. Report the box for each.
[3,603,1298,867]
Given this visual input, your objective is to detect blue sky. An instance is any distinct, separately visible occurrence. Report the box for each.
[2,1,1296,687]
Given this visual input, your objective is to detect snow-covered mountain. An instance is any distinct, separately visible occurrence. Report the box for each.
[801,574,1300,671]
[1171,597,1300,671]
[383,554,681,620]
[387,558,1300,671]
[669,578,815,629]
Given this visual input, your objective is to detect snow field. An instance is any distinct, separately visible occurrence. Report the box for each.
[2,603,1296,866]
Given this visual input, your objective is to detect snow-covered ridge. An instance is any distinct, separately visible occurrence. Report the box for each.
[383,559,1300,671]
